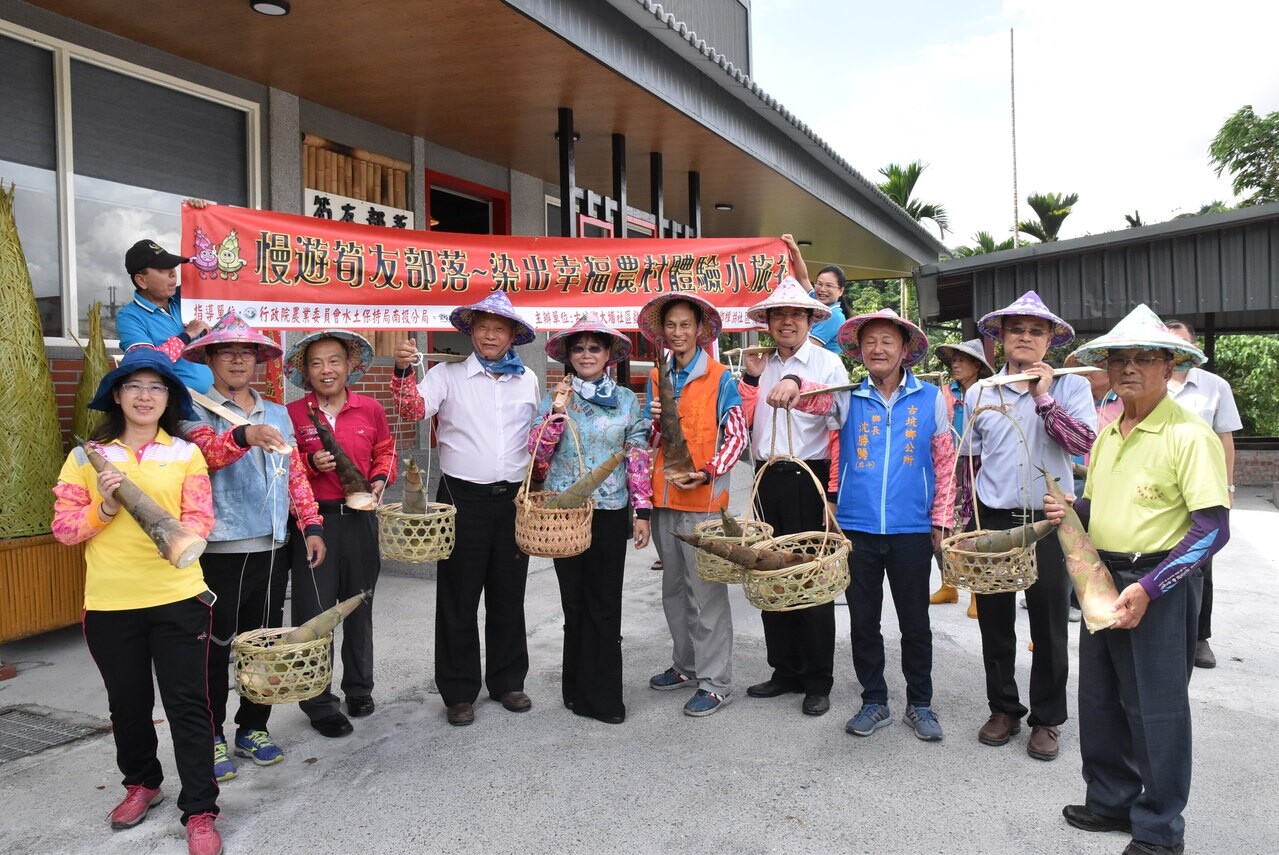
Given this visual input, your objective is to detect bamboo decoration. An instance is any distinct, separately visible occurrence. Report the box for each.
[544,450,625,509]
[81,444,207,569]
[306,403,375,510]
[401,458,427,515]
[655,352,697,484]
[674,531,810,572]
[1039,466,1120,632]
[0,182,65,538]
[282,590,372,644]
[978,366,1101,388]
[721,346,777,358]
[71,303,111,442]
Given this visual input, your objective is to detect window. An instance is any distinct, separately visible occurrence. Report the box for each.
[0,24,257,343]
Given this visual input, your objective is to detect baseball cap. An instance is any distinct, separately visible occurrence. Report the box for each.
[125,239,189,276]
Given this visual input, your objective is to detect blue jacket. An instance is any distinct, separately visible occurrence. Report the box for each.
[187,390,296,548]
[836,372,941,535]
[116,292,213,392]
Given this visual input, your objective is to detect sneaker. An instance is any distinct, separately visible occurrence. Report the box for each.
[904,705,944,741]
[846,703,892,736]
[108,784,164,830]
[212,737,237,783]
[234,728,284,766]
[185,812,223,855]
[649,668,695,691]
[1068,607,1082,623]
[683,689,730,716]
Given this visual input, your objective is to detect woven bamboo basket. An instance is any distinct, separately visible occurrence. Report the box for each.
[515,416,593,559]
[742,531,851,612]
[377,501,456,563]
[940,529,1038,593]
[692,517,773,584]
[232,627,331,705]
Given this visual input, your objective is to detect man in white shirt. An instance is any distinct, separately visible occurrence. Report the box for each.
[392,292,540,726]
[1165,320,1241,669]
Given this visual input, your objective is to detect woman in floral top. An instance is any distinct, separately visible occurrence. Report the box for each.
[528,314,652,724]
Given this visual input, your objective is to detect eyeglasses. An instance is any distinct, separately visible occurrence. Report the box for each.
[213,348,257,361]
[769,309,810,320]
[570,344,606,355]
[120,382,170,396]
[1005,326,1050,338]
[1105,354,1169,370]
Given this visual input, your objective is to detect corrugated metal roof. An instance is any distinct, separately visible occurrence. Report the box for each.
[916,203,1279,334]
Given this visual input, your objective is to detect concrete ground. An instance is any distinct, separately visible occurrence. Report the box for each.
[1,464,1275,854]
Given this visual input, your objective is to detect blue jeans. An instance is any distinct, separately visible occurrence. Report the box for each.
[845,530,934,707]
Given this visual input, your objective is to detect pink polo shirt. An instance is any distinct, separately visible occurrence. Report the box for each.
[287,390,396,502]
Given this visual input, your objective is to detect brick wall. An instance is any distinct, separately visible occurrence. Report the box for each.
[51,357,81,450]
[350,364,418,452]
[1234,450,1279,486]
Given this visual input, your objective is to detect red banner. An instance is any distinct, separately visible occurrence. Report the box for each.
[179,203,790,331]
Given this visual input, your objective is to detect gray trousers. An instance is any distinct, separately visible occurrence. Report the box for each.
[651,508,733,695]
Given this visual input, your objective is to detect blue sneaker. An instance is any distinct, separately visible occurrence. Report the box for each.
[683,689,730,717]
[212,736,237,782]
[904,705,944,741]
[649,668,695,691]
[233,729,284,766]
[846,703,892,736]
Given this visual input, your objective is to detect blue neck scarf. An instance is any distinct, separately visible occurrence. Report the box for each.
[476,349,526,376]
[572,373,619,408]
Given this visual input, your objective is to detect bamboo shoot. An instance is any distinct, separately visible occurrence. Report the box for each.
[719,509,744,539]
[401,457,427,515]
[1039,466,1119,632]
[283,590,372,644]
[82,444,207,569]
[655,353,696,479]
[963,520,1056,553]
[544,450,624,509]
[307,403,374,509]
[675,531,809,572]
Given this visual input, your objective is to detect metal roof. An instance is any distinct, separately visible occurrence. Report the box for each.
[916,203,1279,334]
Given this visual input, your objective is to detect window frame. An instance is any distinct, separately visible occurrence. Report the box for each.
[0,19,262,348]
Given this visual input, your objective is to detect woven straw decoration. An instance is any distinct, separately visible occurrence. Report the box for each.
[940,529,1039,593]
[692,517,774,584]
[72,301,110,442]
[741,531,851,612]
[377,501,457,563]
[0,183,65,539]
[232,627,333,705]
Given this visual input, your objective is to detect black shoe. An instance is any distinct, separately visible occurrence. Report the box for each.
[1194,639,1216,668]
[310,713,353,738]
[347,696,375,718]
[746,680,800,698]
[801,694,831,716]
[1062,804,1132,834]
[1124,841,1184,855]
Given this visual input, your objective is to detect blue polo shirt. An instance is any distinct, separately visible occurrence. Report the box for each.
[115,291,213,392]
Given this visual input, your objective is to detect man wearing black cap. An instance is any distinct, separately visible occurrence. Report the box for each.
[117,238,213,393]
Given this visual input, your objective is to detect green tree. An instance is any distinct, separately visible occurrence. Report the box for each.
[954,230,1019,256]
[1018,191,1079,242]
[1173,200,1233,220]
[877,161,950,238]
[1210,335,1279,436]
[1124,211,1144,228]
[1208,105,1279,206]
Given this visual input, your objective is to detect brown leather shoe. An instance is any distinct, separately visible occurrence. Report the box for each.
[445,702,474,726]
[977,713,1021,746]
[490,690,532,712]
[1027,725,1060,760]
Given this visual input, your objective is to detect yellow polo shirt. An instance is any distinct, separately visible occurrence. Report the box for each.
[58,432,210,611]
[1083,395,1228,554]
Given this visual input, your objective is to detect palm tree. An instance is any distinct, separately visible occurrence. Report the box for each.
[954,230,1018,257]
[1124,210,1144,228]
[1018,192,1079,242]
[1173,201,1233,220]
[877,161,950,238]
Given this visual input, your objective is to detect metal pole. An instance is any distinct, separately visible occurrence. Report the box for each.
[557,107,576,238]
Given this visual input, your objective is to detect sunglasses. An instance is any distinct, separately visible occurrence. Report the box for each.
[570,344,607,355]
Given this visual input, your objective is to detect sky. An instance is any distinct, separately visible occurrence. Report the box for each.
[748,0,1279,248]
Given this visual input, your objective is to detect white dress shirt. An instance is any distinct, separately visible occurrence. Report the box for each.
[417,354,540,483]
[750,340,848,460]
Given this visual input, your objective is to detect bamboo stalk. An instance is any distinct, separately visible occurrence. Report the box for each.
[978,366,1101,387]
[798,380,861,399]
[188,389,292,455]
[722,346,776,357]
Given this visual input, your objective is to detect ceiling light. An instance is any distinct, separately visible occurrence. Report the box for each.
[797,240,812,247]
[250,1,290,16]
[714,203,733,212]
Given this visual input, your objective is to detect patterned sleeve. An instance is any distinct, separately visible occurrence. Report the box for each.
[624,394,654,510]
[930,432,958,528]
[791,379,836,416]
[287,452,323,533]
[184,422,250,472]
[737,377,759,429]
[527,395,565,482]
[706,405,748,478]
[391,367,426,421]
[52,480,110,544]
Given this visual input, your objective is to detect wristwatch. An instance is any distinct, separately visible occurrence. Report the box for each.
[1227,484,1236,493]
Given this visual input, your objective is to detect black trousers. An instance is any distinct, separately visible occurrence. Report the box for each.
[434,475,530,706]
[1197,557,1214,641]
[203,547,289,737]
[974,503,1071,727]
[83,595,219,821]
[554,507,629,719]
[290,506,380,721]
[752,459,836,696]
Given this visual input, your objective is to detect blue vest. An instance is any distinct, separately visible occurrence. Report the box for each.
[836,372,940,535]
[192,393,296,545]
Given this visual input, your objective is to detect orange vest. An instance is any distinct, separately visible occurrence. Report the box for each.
[650,355,731,513]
